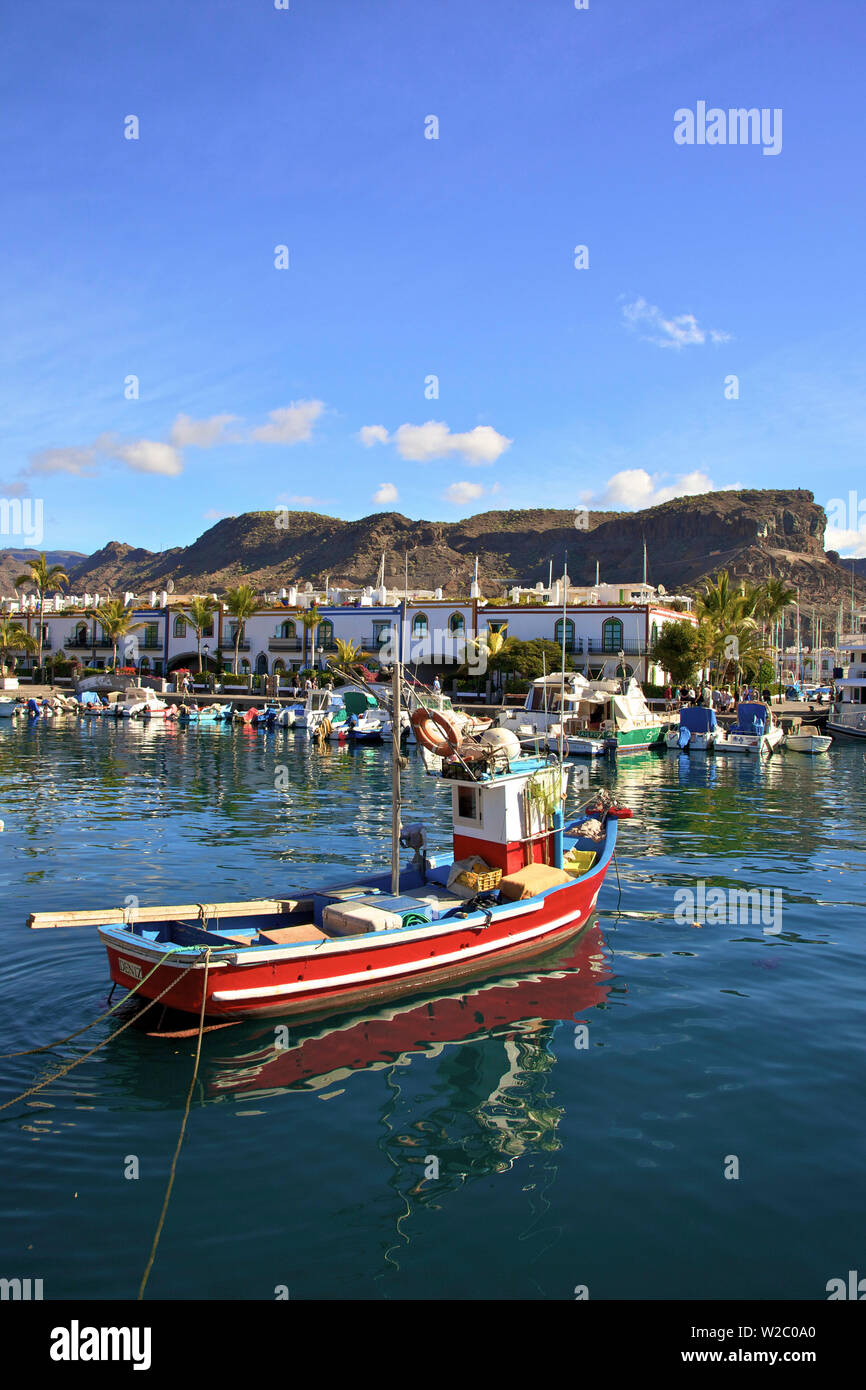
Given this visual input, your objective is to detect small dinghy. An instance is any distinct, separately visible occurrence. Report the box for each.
[785,730,832,754]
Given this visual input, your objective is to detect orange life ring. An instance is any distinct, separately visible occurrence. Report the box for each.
[411,707,462,756]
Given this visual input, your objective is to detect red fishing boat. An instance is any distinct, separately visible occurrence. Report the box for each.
[30,712,629,1023]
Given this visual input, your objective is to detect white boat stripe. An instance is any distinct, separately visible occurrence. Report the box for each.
[210,900,597,1001]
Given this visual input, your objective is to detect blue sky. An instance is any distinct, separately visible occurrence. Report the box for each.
[2,0,865,555]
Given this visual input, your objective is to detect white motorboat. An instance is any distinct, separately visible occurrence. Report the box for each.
[295,688,346,732]
[827,649,866,739]
[714,701,784,756]
[544,677,670,757]
[0,699,21,718]
[665,705,718,752]
[785,730,832,754]
[116,687,168,718]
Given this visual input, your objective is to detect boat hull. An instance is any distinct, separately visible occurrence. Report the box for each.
[715,727,783,755]
[98,833,616,1022]
[550,723,668,757]
[785,733,832,753]
[666,731,715,751]
[826,713,866,739]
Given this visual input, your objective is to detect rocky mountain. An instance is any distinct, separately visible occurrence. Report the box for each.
[0,548,86,599]
[3,490,865,631]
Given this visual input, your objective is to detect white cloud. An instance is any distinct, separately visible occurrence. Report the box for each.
[373,482,399,504]
[108,439,184,476]
[826,527,866,558]
[393,421,511,465]
[592,468,740,510]
[21,397,326,486]
[251,400,323,444]
[170,413,238,448]
[443,480,485,507]
[622,297,731,350]
[27,435,182,478]
[203,508,231,521]
[360,425,389,447]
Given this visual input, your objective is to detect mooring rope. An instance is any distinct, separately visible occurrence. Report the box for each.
[0,946,178,1061]
[0,954,192,1111]
[138,947,212,1300]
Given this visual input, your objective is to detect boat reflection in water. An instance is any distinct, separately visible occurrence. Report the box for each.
[196,919,612,1269]
[201,920,611,1105]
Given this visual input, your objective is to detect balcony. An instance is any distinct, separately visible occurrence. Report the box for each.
[576,638,647,656]
[64,638,92,649]
[225,639,250,651]
[268,638,302,652]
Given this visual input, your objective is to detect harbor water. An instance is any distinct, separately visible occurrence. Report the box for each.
[1,717,863,1300]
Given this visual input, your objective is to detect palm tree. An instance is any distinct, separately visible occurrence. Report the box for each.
[334,637,361,666]
[465,628,518,694]
[92,599,146,671]
[225,584,258,675]
[183,596,218,674]
[301,605,321,671]
[0,619,38,676]
[14,553,69,672]
[756,577,796,686]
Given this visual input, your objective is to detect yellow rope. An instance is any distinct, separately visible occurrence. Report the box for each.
[0,955,193,1111]
[0,947,178,1060]
[138,948,212,1299]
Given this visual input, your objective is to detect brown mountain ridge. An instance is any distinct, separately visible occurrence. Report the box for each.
[3,490,865,627]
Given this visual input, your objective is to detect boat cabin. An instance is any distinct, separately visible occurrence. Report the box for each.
[447,756,568,875]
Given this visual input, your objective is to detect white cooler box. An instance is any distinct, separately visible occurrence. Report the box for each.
[322,894,434,937]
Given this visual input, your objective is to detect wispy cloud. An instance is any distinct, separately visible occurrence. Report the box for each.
[622,297,731,350]
[170,413,239,448]
[359,420,511,466]
[20,401,326,486]
[28,445,100,477]
[251,401,323,444]
[28,433,182,477]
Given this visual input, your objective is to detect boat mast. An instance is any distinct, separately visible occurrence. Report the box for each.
[391,632,402,896]
[559,553,567,766]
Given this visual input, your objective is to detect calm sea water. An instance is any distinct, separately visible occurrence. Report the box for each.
[0,716,863,1301]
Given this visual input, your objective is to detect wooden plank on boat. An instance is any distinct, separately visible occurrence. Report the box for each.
[27,898,313,929]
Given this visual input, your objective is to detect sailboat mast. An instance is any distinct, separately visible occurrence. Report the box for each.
[560,554,567,765]
[391,641,402,896]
